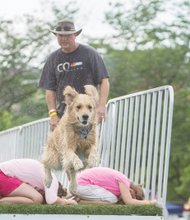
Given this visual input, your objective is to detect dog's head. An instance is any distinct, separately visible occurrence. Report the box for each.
[63,85,99,126]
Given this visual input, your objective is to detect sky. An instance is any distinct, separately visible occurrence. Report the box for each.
[0,0,130,38]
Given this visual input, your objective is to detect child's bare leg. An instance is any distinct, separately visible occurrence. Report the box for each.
[1,183,43,204]
[0,196,34,204]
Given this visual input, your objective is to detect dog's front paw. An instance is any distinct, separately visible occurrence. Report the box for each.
[73,159,84,171]
[87,156,97,168]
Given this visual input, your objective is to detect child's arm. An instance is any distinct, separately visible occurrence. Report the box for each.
[118,181,156,205]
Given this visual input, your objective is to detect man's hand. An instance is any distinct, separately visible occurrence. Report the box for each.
[97,105,106,123]
[50,115,60,131]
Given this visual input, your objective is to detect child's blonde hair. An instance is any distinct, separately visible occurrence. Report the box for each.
[130,182,145,200]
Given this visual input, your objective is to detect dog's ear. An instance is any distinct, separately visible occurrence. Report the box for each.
[84,85,99,104]
[63,86,78,105]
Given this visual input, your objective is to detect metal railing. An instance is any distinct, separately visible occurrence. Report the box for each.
[99,85,174,206]
[0,85,174,207]
[0,118,50,161]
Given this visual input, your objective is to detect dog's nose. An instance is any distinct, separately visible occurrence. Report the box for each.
[82,114,89,121]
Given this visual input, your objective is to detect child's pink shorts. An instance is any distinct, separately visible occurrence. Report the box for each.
[0,170,23,196]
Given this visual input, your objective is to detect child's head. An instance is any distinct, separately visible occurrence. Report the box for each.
[130,182,145,200]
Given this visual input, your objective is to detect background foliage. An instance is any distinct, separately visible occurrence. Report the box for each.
[0,0,189,203]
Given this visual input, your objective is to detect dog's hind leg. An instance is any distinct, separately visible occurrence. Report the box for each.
[67,168,77,194]
[44,166,53,188]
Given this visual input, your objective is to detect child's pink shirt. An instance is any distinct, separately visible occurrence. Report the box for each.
[77,167,131,196]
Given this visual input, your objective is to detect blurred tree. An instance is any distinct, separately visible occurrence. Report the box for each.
[105,0,190,51]
[0,1,79,129]
[168,89,190,201]
[0,111,12,131]
[104,46,190,98]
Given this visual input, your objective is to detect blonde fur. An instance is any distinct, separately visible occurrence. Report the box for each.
[42,85,99,193]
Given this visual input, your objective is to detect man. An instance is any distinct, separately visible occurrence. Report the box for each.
[39,19,110,130]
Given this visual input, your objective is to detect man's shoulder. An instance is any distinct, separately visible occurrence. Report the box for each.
[49,48,62,58]
[79,43,98,54]
[44,48,63,64]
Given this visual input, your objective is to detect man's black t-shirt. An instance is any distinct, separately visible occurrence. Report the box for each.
[39,44,109,116]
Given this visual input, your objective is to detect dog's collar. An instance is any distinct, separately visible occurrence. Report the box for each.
[77,124,93,139]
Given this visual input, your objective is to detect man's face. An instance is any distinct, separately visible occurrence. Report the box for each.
[57,34,76,51]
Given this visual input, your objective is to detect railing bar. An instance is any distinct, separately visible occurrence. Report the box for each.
[145,92,157,198]
[119,99,129,173]
[109,102,118,168]
[124,98,134,177]
[135,95,145,184]
[157,90,168,200]
[151,91,162,199]
[129,96,139,181]
[140,93,151,190]
[162,88,174,205]
[115,100,124,170]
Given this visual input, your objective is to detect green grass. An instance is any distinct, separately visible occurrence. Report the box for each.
[0,204,162,216]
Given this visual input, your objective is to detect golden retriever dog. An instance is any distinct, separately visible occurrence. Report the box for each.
[42,85,99,193]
